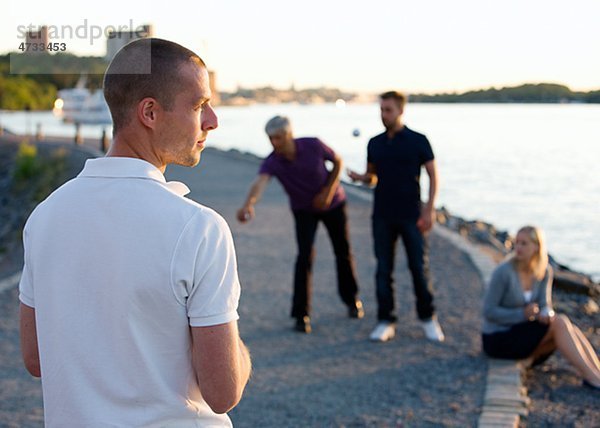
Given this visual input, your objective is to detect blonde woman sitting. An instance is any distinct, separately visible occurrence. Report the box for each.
[482,225,600,390]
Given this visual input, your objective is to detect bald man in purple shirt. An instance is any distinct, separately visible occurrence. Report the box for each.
[237,116,363,333]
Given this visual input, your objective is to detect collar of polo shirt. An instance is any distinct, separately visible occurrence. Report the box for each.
[78,157,191,196]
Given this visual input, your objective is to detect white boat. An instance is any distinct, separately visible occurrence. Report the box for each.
[53,76,112,125]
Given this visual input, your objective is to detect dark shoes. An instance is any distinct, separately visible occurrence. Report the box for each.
[348,301,365,319]
[295,316,312,333]
[295,301,363,334]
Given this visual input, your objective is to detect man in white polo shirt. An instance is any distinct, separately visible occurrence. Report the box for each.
[19,38,251,427]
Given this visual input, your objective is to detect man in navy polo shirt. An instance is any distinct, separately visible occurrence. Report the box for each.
[237,116,363,333]
[348,91,445,343]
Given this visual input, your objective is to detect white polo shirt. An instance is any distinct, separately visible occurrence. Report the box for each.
[19,157,240,427]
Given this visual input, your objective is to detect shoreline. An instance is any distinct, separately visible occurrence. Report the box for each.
[0,137,598,426]
[3,101,600,117]
[225,147,600,293]
[1,134,598,291]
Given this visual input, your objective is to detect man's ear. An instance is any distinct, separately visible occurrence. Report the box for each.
[137,97,159,129]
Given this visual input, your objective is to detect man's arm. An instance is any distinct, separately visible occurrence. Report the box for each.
[236,174,270,223]
[313,154,343,210]
[20,303,41,377]
[417,159,438,233]
[191,321,251,414]
[347,162,377,186]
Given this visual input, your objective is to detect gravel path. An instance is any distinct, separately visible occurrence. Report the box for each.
[2,146,596,427]
[167,148,487,427]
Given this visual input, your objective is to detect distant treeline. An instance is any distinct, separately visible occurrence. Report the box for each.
[410,83,600,103]
[2,52,600,110]
[0,53,107,110]
[220,86,357,105]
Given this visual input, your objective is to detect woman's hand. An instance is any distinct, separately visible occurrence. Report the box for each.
[537,309,555,325]
[524,303,540,321]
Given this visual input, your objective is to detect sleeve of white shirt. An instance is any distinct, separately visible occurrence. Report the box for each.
[172,209,241,327]
[18,222,35,308]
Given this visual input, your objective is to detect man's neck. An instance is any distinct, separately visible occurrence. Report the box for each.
[386,121,404,138]
[281,139,296,161]
[107,134,166,173]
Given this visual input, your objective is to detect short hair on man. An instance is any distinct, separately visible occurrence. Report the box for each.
[265,115,292,136]
[379,91,407,110]
[103,38,206,133]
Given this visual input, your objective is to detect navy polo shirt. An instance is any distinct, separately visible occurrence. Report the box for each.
[367,126,435,221]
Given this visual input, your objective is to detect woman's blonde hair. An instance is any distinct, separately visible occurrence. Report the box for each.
[511,225,549,280]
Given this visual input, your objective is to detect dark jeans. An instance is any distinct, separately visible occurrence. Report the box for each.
[373,216,435,322]
[291,202,360,318]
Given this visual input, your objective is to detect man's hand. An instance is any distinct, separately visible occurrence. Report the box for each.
[312,187,333,211]
[236,205,254,223]
[237,174,270,223]
[347,165,377,186]
[346,168,361,182]
[417,206,435,233]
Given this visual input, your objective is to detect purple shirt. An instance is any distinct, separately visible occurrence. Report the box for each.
[259,137,346,212]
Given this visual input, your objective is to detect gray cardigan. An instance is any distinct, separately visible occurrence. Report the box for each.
[482,260,553,334]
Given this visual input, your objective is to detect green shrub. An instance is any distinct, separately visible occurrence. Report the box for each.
[13,141,40,181]
[11,142,68,202]
[34,148,67,202]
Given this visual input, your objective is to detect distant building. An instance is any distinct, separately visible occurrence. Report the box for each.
[25,26,49,54]
[105,24,153,61]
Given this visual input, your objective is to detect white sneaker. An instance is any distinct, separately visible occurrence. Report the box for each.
[369,322,396,342]
[422,318,445,342]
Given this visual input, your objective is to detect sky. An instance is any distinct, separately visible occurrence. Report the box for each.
[3,0,600,94]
